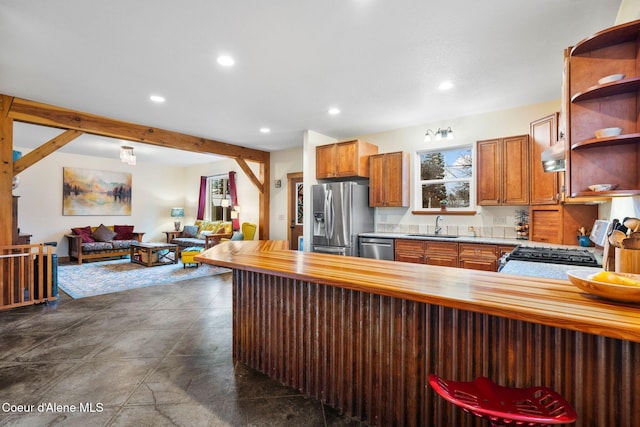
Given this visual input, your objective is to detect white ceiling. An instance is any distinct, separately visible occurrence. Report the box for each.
[0,0,622,166]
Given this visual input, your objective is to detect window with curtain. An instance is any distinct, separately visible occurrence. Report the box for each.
[208,174,232,221]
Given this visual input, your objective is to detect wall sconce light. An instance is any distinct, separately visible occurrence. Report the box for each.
[120,146,136,165]
[424,127,454,142]
[170,207,184,231]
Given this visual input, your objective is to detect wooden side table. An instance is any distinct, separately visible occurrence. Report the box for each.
[163,230,182,243]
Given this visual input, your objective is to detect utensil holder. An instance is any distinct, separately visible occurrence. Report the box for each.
[615,248,640,274]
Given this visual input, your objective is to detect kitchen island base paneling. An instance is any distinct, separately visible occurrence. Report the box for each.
[232,269,640,427]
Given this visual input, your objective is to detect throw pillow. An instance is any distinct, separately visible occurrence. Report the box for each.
[92,224,118,242]
[231,232,244,241]
[197,230,213,240]
[114,225,135,240]
[71,226,95,243]
[182,225,199,238]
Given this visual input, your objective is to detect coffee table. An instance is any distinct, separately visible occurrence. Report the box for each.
[130,242,178,267]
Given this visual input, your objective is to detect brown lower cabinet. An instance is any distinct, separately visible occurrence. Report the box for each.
[394,239,425,263]
[459,243,498,271]
[529,204,598,245]
[395,239,514,271]
[425,241,458,268]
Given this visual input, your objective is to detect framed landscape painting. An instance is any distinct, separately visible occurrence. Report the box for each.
[63,167,132,215]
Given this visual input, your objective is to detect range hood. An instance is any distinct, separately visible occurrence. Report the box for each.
[541,140,566,172]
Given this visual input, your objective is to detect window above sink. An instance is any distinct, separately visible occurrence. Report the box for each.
[415,145,473,212]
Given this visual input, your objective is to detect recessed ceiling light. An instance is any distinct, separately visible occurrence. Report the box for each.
[438,81,454,91]
[149,95,165,103]
[217,55,235,66]
[260,128,271,133]
[328,107,341,115]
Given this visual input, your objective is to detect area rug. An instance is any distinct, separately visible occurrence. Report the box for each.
[57,259,231,299]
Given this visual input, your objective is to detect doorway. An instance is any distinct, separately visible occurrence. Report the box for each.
[287,172,303,250]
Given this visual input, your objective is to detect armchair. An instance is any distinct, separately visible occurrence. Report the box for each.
[227,222,257,241]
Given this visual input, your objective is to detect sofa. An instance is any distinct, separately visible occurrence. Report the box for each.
[169,220,233,251]
[65,224,144,264]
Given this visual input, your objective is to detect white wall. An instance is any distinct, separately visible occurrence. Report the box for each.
[617,0,640,24]
[269,146,304,241]
[13,148,188,256]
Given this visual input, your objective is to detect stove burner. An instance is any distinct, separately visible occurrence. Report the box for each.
[507,246,600,267]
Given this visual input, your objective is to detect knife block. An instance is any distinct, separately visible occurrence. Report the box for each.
[615,248,640,274]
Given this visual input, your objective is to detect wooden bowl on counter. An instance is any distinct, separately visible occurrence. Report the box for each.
[567,269,640,303]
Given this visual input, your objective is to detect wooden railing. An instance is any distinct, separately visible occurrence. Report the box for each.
[0,244,55,310]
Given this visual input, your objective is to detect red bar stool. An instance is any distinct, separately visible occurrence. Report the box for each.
[429,374,577,426]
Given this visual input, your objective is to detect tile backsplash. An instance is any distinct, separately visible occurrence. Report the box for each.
[375,222,519,239]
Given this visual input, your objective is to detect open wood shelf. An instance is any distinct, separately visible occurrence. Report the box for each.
[571,189,640,198]
[571,77,640,103]
[571,20,640,56]
[565,19,640,199]
[571,132,640,150]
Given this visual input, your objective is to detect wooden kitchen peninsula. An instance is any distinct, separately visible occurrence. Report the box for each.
[197,240,640,426]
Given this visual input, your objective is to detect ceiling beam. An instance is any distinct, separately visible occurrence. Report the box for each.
[13,129,83,174]
[7,96,270,163]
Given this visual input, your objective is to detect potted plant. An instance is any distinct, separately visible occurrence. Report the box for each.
[439,199,448,211]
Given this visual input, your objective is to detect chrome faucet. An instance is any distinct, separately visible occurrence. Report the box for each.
[435,215,444,235]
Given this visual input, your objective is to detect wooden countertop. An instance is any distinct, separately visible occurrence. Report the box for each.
[196,240,640,343]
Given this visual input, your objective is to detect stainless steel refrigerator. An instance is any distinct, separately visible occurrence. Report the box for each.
[311,181,374,256]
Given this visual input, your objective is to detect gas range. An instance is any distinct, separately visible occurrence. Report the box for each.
[506,246,600,268]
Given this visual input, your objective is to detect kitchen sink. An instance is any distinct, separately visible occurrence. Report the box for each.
[405,234,459,239]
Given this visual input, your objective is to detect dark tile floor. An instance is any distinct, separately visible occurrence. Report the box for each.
[0,271,366,426]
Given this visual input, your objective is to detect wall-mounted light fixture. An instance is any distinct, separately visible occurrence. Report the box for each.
[424,127,454,142]
[120,146,136,165]
[170,207,184,231]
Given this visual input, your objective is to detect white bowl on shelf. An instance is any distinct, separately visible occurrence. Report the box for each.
[588,184,618,192]
[598,74,625,85]
[594,127,622,138]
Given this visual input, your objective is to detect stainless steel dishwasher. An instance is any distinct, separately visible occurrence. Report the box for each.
[359,237,394,260]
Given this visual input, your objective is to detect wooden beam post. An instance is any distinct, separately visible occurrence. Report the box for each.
[14,129,83,174]
[0,95,14,245]
[259,159,270,240]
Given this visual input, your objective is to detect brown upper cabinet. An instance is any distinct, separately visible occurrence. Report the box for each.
[476,135,530,206]
[369,151,410,207]
[530,113,562,205]
[564,20,640,198]
[316,139,378,179]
